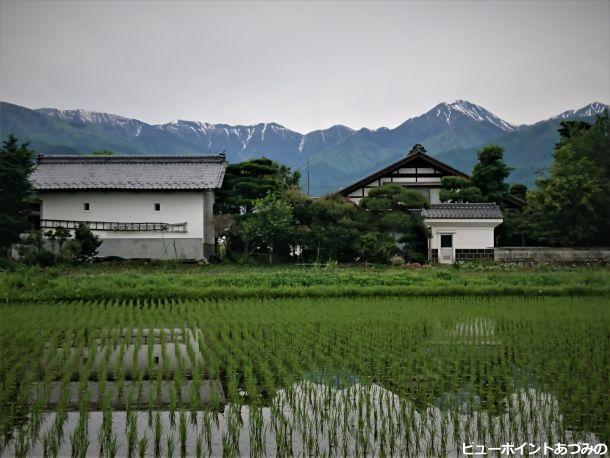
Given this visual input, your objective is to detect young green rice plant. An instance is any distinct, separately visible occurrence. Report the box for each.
[195,433,203,458]
[126,411,138,458]
[69,414,89,458]
[138,434,149,458]
[153,411,163,457]
[166,433,175,458]
[178,410,188,457]
[104,433,118,458]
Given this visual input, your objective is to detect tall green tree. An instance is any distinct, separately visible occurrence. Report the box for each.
[471,144,513,205]
[216,158,300,215]
[526,112,610,246]
[359,184,430,262]
[290,192,360,263]
[0,135,35,255]
[240,193,294,263]
[508,183,528,201]
[439,145,512,206]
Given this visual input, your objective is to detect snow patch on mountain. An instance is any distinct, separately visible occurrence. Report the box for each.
[551,102,608,120]
[432,100,517,132]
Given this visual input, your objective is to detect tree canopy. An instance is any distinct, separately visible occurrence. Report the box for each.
[216,158,300,215]
[525,112,610,246]
[0,135,35,255]
[440,145,513,206]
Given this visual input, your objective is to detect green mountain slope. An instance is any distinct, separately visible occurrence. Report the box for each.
[434,114,604,187]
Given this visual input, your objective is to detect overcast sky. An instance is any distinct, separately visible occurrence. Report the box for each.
[1,1,609,133]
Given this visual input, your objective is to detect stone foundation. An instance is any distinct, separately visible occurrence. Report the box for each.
[97,238,207,260]
[455,248,494,262]
[429,248,494,263]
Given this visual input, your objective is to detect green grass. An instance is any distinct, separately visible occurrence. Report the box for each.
[1,296,609,456]
[1,263,609,302]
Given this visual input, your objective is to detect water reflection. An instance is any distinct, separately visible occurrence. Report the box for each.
[2,379,601,457]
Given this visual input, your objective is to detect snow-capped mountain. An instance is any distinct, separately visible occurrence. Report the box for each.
[549,101,608,121]
[37,107,149,138]
[0,99,607,193]
[431,100,517,132]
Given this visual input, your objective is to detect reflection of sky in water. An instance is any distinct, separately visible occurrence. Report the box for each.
[3,381,601,457]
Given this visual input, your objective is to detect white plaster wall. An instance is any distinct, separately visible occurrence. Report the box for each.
[40,191,204,239]
[426,220,502,250]
[429,188,441,204]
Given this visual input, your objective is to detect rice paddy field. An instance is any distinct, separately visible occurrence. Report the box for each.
[1,285,609,457]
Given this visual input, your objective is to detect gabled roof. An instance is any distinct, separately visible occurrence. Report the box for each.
[337,145,526,209]
[31,155,227,191]
[337,148,468,196]
[421,203,503,219]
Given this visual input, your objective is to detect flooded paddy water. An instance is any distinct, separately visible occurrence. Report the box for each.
[1,296,608,456]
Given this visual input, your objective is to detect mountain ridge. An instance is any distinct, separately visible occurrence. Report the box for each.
[1,100,607,194]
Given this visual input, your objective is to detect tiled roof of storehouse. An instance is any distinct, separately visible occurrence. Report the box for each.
[31,155,227,190]
[421,203,503,219]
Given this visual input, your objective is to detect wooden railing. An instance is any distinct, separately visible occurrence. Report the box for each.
[40,219,188,233]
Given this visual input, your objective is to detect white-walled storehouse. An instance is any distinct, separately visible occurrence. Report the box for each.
[421,204,503,264]
[338,145,512,263]
[30,155,227,260]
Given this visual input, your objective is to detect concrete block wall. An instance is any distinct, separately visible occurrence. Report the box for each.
[495,247,610,264]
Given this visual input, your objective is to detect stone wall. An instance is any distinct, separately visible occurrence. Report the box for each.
[495,247,610,264]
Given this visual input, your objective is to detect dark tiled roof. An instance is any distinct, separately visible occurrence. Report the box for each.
[31,155,227,190]
[338,148,469,196]
[421,203,503,219]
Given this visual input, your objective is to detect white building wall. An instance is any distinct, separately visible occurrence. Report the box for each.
[40,191,204,239]
[426,219,503,251]
[429,188,441,204]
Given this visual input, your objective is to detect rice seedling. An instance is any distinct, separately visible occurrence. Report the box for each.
[0,295,608,456]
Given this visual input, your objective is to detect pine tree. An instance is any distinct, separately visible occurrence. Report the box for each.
[0,135,35,255]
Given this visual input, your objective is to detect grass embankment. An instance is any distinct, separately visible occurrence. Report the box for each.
[1,263,609,302]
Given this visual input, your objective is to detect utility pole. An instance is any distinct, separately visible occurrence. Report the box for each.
[307,156,310,196]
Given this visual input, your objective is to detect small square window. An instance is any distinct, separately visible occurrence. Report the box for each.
[82,202,90,212]
[440,234,453,248]
[154,203,161,211]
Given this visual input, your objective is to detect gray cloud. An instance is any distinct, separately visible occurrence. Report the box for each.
[1,0,608,132]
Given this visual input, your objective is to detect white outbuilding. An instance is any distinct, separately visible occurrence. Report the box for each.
[30,154,227,260]
[421,203,503,264]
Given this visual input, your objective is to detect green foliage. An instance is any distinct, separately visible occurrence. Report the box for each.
[17,230,56,266]
[0,135,35,254]
[359,184,429,263]
[73,224,102,262]
[291,193,360,263]
[440,145,512,206]
[353,232,396,263]
[216,158,300,215]
[2,264,607,302]
[526,112,610,246]
[471,144,513,205]
[361,184,428,212]
[240,194,294,263]
[439,176,483,203]
[509,183,527,201]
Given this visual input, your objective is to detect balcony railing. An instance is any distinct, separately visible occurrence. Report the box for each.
[40,219,187,233]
